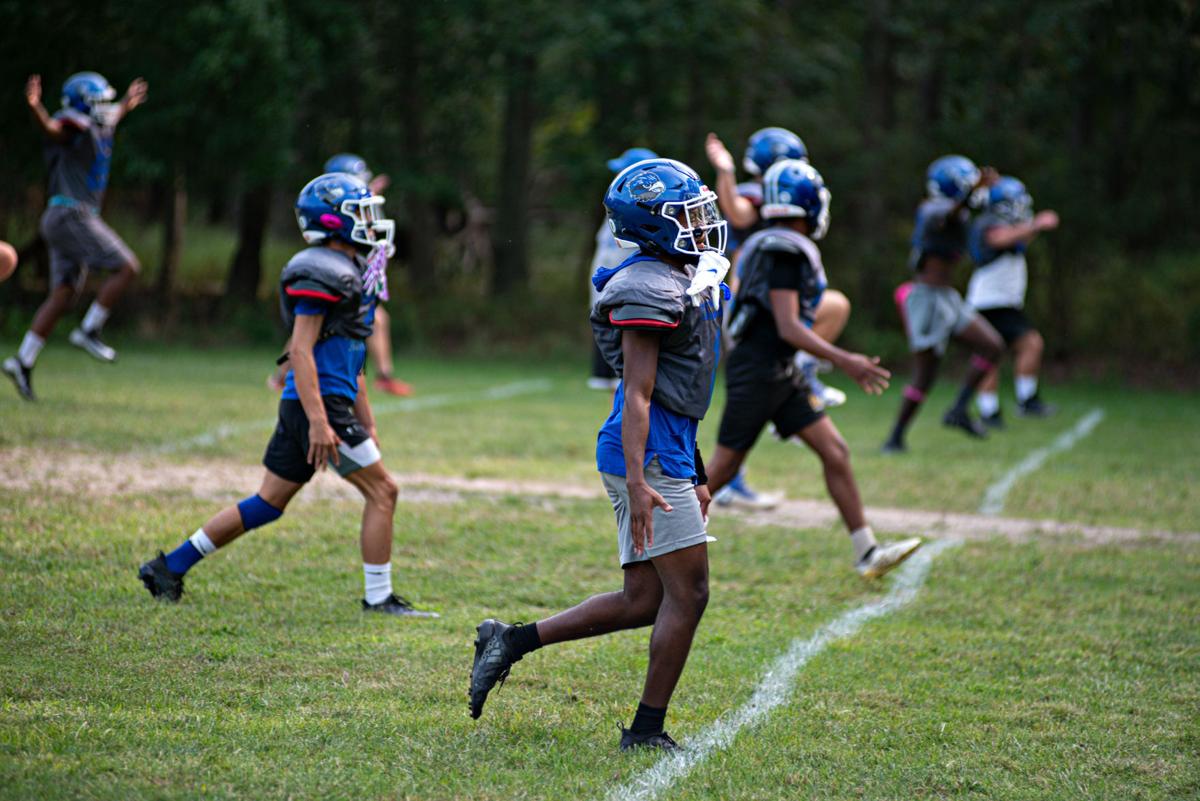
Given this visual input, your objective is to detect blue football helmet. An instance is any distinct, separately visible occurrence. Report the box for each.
[743,127,808,176]
[761,159,831,240]
[295,173,394,253]
[604,158,727,258]
[323,153,372,184]
[606,147,658,174]
[926,155,986,207]
[988,176,1033,223]
[62,71,119,126]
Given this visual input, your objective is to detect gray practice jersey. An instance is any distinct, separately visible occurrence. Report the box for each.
[591,257,722,420]
[45,109,115,210]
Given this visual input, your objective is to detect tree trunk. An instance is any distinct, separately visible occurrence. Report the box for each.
[157,164,187,310]
[491,51,537,296]
[859,0,897,326]
[225,184,271,304]
[396,4,438,298]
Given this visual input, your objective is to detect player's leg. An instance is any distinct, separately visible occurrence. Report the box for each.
[4,282,75,401]
[138,470,303,601]
[706,444,748,497]
[711,373,781,509]
[793,415,920,577]
[369,306,413,396]
[975,365,1004,428]
[882,348,940,452]
[68,215,140,363]
[1012,328,1054,416]
[623,542,709,750]
[942,314,1004,438]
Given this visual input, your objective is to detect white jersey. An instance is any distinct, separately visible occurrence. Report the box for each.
[589,222,630,305]
[967,251,1027,310]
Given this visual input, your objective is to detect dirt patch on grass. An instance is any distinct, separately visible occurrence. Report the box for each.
[2,446,1195,546]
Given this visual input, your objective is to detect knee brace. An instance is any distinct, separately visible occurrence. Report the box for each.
[238,494,283,531]
[971,354,996,373]
[903,385,927,404]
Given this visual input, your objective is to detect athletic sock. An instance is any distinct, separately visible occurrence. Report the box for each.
[164,529,216,575]
[977,391,1000,417]
[850,526,878,562]
[1015,375,1038,403]
[80,302,110,335]
[17,332,45,369]
[950,382,975,414]
[630,702,667,735]
[363,562,393,605]
[506,622,543,658]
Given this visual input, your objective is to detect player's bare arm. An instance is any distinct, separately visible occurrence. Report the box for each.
[985,209,1060,250]
[705,133,757,228]
[289,313,340,469]
[769,288,889,394]
[25,75,71,143]
[117,77,148,123]
[621,328,672,555]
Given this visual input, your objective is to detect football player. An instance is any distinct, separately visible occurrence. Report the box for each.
[469,158,728,752]
[967,176,1060,425]
[882,156,1005,453]
[710,160,920,578]
[268,153,413,397]
[4,72,147,401]
[139,173,437,618]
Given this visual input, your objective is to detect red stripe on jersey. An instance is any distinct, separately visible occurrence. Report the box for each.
[286,287,341,303]
[609,311,679,329]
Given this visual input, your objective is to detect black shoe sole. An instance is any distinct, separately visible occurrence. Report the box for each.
[3,369,34,401]
[138,559,182,602]
[470,619,500,719]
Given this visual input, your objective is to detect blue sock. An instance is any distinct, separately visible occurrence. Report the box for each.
[164,540,204,575]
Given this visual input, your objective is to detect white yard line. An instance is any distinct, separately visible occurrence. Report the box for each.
[154,379,552,454]
[607,539,960,801]
[978,408,1105,516]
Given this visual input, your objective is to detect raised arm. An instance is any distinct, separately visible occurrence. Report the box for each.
[25,75,71,144]
[116,77,148,124]
[705,133,758,229]
[984,210,1059,250]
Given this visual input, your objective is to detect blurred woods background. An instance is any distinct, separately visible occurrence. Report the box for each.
[1,0,1197,372]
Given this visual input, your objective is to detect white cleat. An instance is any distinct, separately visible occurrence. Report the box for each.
[68,328,117,363]
[856,537,923,579]
[819,384,847,409]
[713,484,784,510]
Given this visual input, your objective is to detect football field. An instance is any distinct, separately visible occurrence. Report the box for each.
[1,344,1198,800]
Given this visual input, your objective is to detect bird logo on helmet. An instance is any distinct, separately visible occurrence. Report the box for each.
[761,159,832,240]
[926,155,987,207]
[988,176,1033,223]
[743,127,808,176]
[294,173,395,253]
[62,71,120,126]
[604,158,727,258]
[323,153,373,185]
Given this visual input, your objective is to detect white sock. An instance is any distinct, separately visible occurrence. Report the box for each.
[81,302,110,334]
[1015,375,1038,403]
[977,391,1000,417]
[363,562,393,605]
[17,332,45,369]
[189,528,217,556]
[850,526,878,562]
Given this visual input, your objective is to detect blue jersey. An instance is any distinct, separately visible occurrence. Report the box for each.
[596,384,701,481]
[282,295,378,401]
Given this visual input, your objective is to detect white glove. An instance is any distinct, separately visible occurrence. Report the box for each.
[686,251,731,310]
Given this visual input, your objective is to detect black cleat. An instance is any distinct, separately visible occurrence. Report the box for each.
[1017,395,1057,418]
[362,593,440,618]
[880,438,907,455]
[469,618,522,719]
[3,357,35,401]
[620,726,680,752]
[138,551,184,602]
[942,407,989,439]
[981,411,1006,429]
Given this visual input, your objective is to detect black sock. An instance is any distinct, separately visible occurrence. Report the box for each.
[950,383,975,414]
[630,702,667,735]
[506,623,542,657]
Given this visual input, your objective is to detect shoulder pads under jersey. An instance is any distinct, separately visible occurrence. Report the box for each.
[55,108,92,132]
[280,246,363,302]
[595,259,685,330]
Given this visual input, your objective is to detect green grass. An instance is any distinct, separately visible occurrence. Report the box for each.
[0,344,1198,800]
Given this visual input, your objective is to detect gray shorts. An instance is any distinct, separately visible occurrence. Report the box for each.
[904,282,980,356]
[602,458,709,567]
[40,205,136,288]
